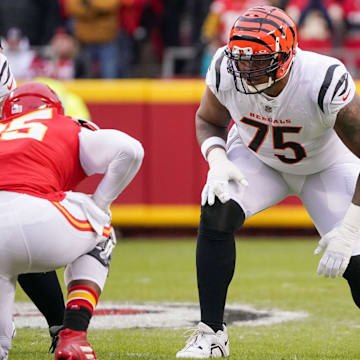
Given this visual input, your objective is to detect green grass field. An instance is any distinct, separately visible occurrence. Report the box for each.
[11,237,360,360]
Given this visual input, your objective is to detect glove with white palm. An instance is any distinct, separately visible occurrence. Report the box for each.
[201,147,248,206]
[315,203,360,278]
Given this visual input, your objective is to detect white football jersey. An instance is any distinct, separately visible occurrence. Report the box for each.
[206,46,357,175]
[0,53,16,102]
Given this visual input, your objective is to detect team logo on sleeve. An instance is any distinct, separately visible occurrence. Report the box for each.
[7,77,13,91]
[342,89,351,102]
[318,65,353,112]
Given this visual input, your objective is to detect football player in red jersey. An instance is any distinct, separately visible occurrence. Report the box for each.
[0,45,68,345]
[177,5,360,358]
[0,82,144,360]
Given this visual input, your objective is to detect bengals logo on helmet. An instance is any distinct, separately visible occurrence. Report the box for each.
[225,6,298,94]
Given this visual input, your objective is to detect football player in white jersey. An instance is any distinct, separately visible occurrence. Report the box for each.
[0,52,16,108]
[177,5,360,358]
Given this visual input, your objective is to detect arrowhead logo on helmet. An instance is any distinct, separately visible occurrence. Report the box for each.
[2,81,65,119]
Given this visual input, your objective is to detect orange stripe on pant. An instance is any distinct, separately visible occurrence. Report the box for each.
[51,201,111,237]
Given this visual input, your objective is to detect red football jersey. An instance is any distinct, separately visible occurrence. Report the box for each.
[0,108,86,201]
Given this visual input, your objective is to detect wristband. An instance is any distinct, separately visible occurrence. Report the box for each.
[200,136,226,160]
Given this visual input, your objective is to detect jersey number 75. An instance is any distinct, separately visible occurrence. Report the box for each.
[241,117,307,164]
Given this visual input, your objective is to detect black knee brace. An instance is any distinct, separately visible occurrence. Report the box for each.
[200,198,245,234]
[343,255,360,309]
[86,228,117,268]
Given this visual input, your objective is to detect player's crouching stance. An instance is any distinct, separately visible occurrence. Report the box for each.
[0,82,144,360]
[0,50,68,339]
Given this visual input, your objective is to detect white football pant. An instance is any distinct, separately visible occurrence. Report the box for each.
[0,191,108,356]
[225,129,360,255]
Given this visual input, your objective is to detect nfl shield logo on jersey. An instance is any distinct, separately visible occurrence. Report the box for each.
[264,105,272,113]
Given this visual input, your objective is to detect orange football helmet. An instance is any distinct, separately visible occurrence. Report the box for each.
[225,5,298,94]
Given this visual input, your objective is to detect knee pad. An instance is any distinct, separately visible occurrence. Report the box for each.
[200,198,245,233]
[343,255,360,281]
[343,255,360,308]
[64,230,116,291]
[64,254,109,292]
[87,231,116,268]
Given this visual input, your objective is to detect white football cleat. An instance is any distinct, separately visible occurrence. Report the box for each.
[176,322,229,358]
[0,345,8,360]
[11,321,16,339]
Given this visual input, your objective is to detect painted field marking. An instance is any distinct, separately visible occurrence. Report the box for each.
[13,302,307,329]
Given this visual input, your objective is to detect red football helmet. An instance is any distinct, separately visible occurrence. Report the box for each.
[2,81,64,119]
[225,6,298,94]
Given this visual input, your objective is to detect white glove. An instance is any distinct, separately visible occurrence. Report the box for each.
[315,203,360,278]
[201,147,248,206]
[100,227,117,260]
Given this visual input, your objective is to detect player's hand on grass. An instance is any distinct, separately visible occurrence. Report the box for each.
[315,204,360,278]
[202,147,248,206]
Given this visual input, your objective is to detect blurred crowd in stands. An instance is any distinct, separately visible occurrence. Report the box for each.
[1,0,360,80]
